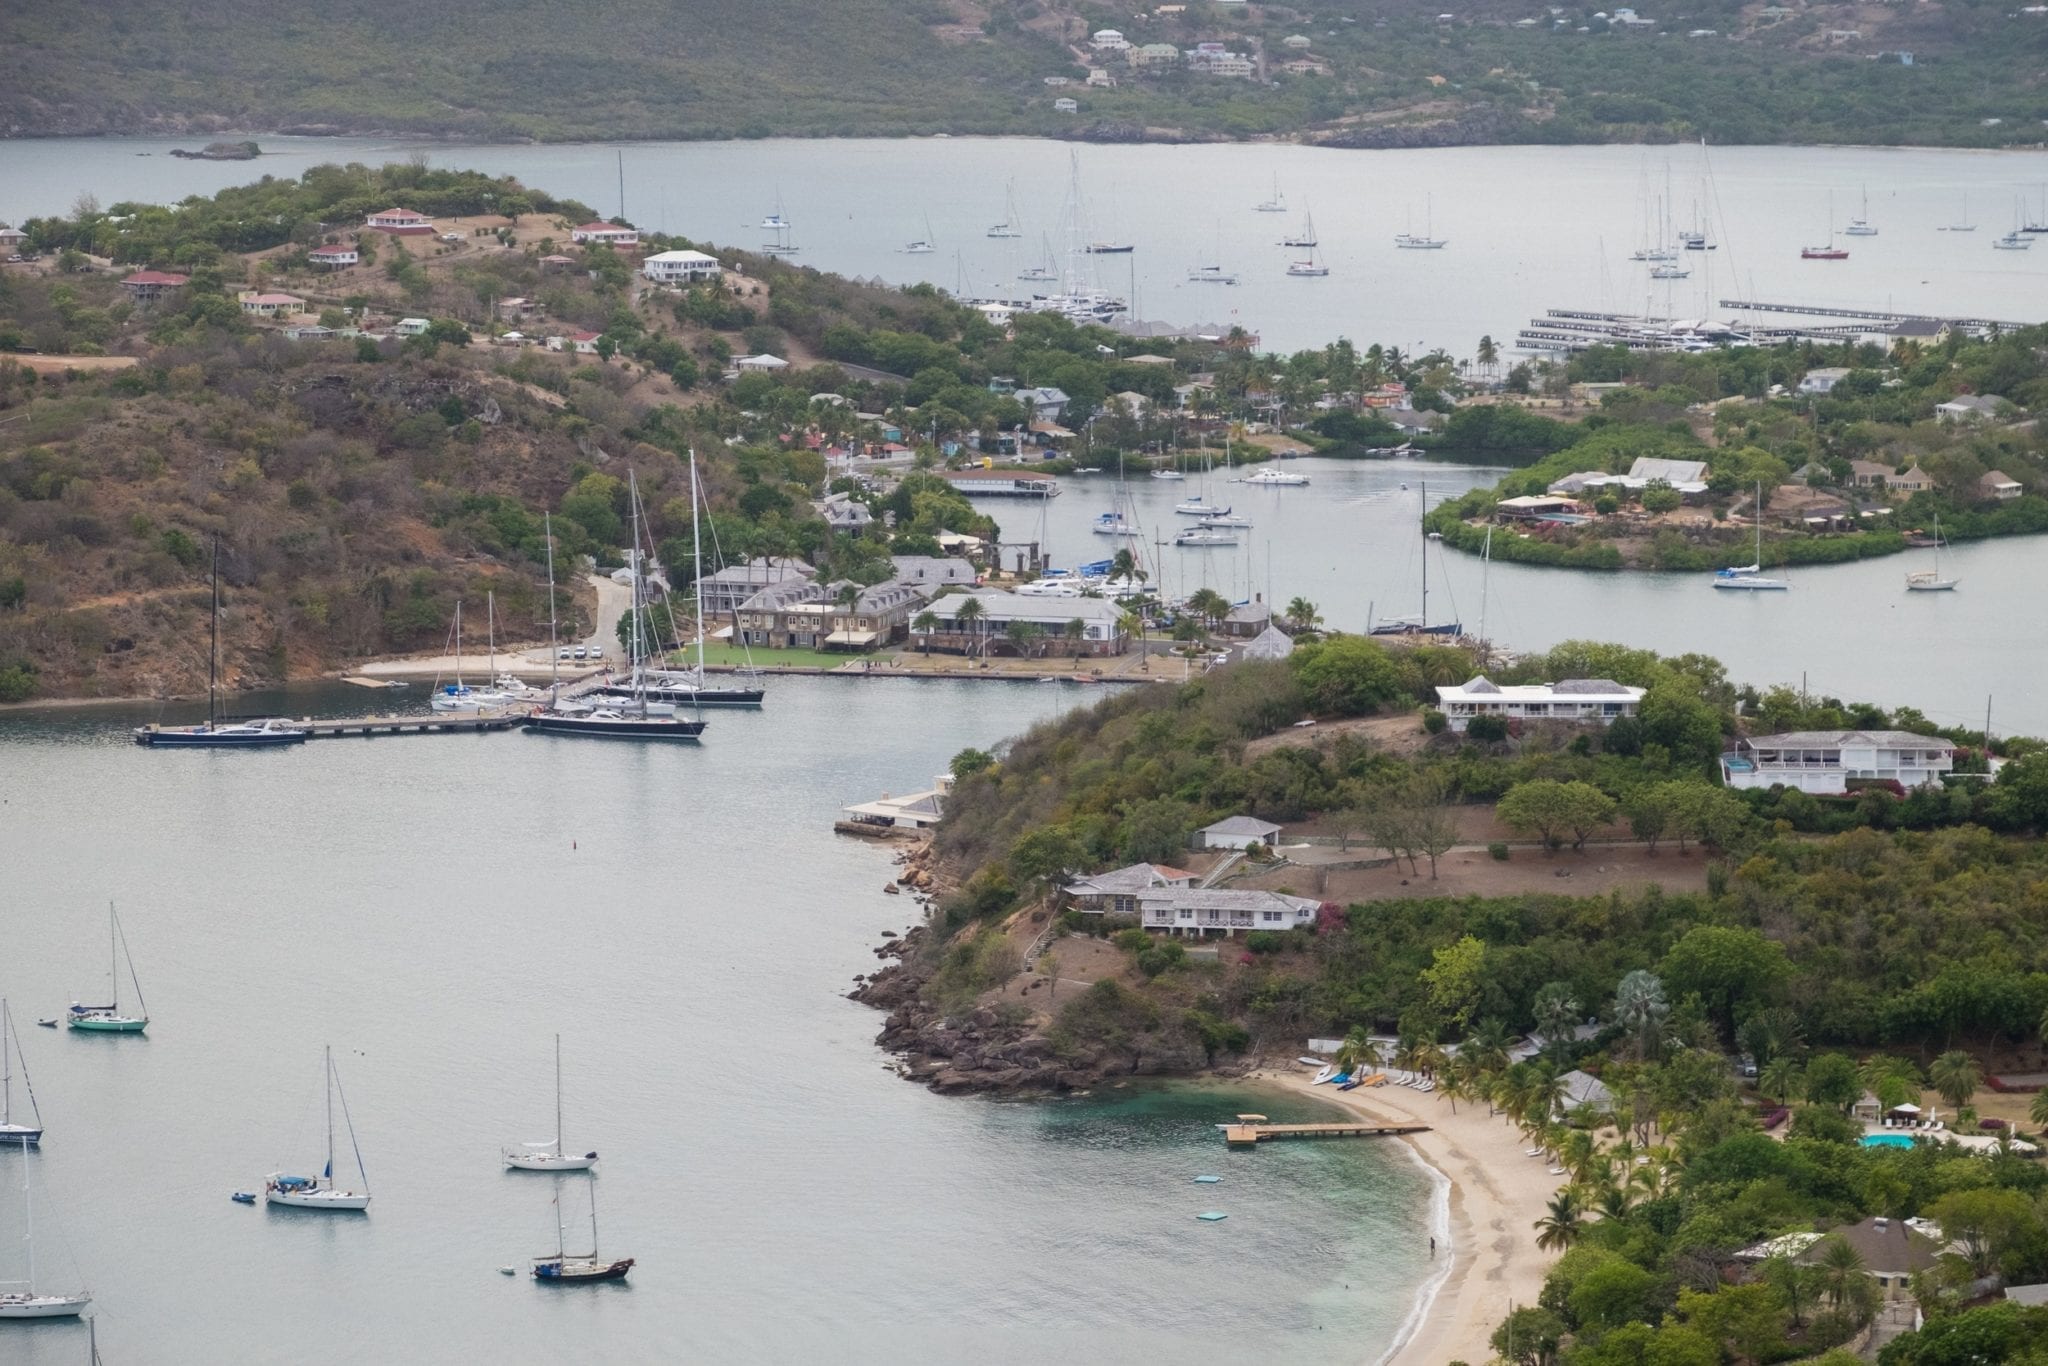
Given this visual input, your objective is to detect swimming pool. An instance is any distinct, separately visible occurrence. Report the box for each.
[1861,1133,1916,1149]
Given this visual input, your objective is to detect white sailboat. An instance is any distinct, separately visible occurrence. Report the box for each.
[1018,232,1059,282]
[0,1003,41,1145]
[988,182,1023,238]
[759,197,799,255]
[1395,197,1447,249]
[1712,483,1789,591]
[1941,193,1977,232]
[900,215,937,253]
[1844,185,1878,236]
[430,600,510,711]
[264,1046,371,1211]
[0,1135,89,1318]
[1906,515,1959,592]
[1286,235,1329,277]
[504,1035,598,1171]
[1254,175,1286,213]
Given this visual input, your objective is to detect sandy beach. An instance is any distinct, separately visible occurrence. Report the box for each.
[1253,1068,1561,1366]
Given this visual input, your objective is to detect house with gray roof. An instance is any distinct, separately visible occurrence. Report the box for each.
[735,578,922,650]
[1720,730,1954,794]
[913,591,1127,657]
[1018,386,1071,420]
[1064,862,1196,914]
[696,557,817,617]
[889,555,977,588]
[1135,887,1321,936]
[1557,1069,1615,1114]
[813,491,874,534]
[1937,393,2010,424]
[1222,597,1273,639]
[1239,624,1296,661]
[1197,815,1283,850]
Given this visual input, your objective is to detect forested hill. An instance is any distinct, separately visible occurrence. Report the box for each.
[4,0,2045,147]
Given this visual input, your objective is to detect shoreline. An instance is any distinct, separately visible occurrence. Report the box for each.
[1250,1067,1559,1366]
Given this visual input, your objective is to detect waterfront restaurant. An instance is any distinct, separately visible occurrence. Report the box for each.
[1718,730,1956,794]
[1434,676,1646,732]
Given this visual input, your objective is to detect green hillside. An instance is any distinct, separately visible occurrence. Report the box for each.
[3,0,2048,146]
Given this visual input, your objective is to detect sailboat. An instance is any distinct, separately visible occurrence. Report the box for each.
[759,198,799,255]
[68,904,147,1034]
[131,537,307,747]
[264,1046,370,1211]
[1369,482,1460,635]
[1801,195,1849,259]
[615,450,764,708]
[0,1136,89,1318]
[900,216,936,253]
[504,1035,598,1171]
[1395,197,1447,249]
[1994,199,2033,251]
[1254,176,1286,213]
[1018,232,1059,282]
[1906,515,1959,591]
[1712,482,1790,590]
[1941,193,1977,232]
[430,601,511,711]
[1280,207,1318,248]
[1286,238,1329,277]
[0,1002,42,1145]
[1844,185,1878,236]
[531,1174,634,1283]
[988,182,1023,238]
[526,472,707,740]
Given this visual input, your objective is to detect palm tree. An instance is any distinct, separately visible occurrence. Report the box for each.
[912,609,939,656]
[1285,596,1321,634]
[952,596,984,659]
[1186,587,1231,633]
[1476,334,1500,380]
[1758,1057,1803,1107]
[1535,987,1580,1064]
[1763,1254,1813,1329]
[1336,1026,1380,1077]
[2028,1089,2048,1132]
[1064,617,1086,659]
[1109,547,1139,584]
[1613,971,1670,1061]
[1594,1183,1633,1223]
[1533,1189,1584,1251]
[1929,1050,1982,1110]
[1414,1041,1447,1082]
[1817,1236,1866,1310]
[1558,1130,1599,1186]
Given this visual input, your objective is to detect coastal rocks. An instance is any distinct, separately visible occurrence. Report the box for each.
[170,141,261,161]
[1315,104,1528,150]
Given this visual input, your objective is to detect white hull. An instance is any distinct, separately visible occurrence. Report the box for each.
[505,1151,598,1171]
[266,1187,370,1210]
[0,1293,90,1318]
[1712,578,1789,591]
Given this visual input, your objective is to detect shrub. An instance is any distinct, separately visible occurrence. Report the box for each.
[1489,841,1511,861]
[1245,930,1288,953]
[1466,714,1509,742]
[1135,939,1187,978]
[1422,707,1448,734]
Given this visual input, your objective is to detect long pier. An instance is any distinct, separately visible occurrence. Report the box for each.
[1222,1121,1430,1147]
[295,711,527,738]
[1718,300,2029,330]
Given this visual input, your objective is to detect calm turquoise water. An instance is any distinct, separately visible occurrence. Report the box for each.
[0,678,1431,1363]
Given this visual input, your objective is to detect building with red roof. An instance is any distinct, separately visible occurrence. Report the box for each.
[120,270,190,299]
[365,207,434,235]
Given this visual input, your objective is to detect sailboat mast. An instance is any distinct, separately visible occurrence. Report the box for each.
[545,514,559,699]
[116,905,145,1021]
[454,600,463,688]
[20,1133,32,1293]
[1,1004,11,1126]
[690,450,707,674]
[627,472,646,711]
[325,1045,335,1191]
[553,1034,564,1157]
[107,903,118,1012]
[1420,481,1429,628]
[207,536,220,728]
[487,591,498,683]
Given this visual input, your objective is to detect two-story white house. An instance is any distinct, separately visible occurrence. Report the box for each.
[642,249,723,284]
[1435,676,1647,732]
[365,207,433,235]
[1136,888,1323,937]
[1719,730,1956,794]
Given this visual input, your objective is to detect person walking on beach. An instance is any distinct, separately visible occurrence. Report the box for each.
[1429,1236,1436,1259]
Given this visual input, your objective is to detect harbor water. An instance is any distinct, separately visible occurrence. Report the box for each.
[3,136,2048,352]
[0,677,1433,1364]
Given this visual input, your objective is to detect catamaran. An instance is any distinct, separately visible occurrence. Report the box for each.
[0,1002,42,1145]
[901,216,937,254]
[131,537,308,747]
[1286,240,1329,277]
[0,1135,89,1318]
[504,1035,598,1171]
[265,1046,370,1211]
[68,905,147,1034]
[1243,466,1309,486]
[1906,515,1959,592]
[531,1174,633,1283]
[1713,483,1790,590]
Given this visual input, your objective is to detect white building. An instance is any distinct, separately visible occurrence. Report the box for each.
[1435,676,1646,731]
[1936,394,2007,424]
[1799,366,1853,396]
[1137,888,1321,937]
[393,317,431,337]
[307,245,358,269]
[1091,28,1130,49]
[642,249,723,284]
[365,207,431,233]
[733,353,789,373]
[237,291,307,318]
[1053,97,1080,113]
[1719,730,1956,794]
[571,221,640,247]
[1196,815,1282,850]
[889,556,977,588]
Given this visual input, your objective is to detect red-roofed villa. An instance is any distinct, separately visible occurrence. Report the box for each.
[121,270,190,299]
[365,207,434,235]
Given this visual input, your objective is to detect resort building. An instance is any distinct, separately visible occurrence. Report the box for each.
[1718,730,1956,794]
[307,245,359,269]
[1494,494,1585,522]
[734,578,925,651]
[571,222,639,247]
[1557,1070,1615,1114]
[1435,676,1647,732]
[889,556,977,589]
[841,776,951,832]
[365,207,433,235]
[695,556,817,618]
[1136,888,1322,937]
[1064,862,1196,915]
[909,591,1127,656]
[1196,815,1282,850]
[642,249,723,284]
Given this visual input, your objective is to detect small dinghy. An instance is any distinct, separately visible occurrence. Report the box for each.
[1192,1175,1222,1184]
[231,1192,257,1204]
[1196,1211,1229,1222]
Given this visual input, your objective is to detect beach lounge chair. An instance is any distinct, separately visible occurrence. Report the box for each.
[1548,1166,1567,1176]
[1525,1147,1544,1157]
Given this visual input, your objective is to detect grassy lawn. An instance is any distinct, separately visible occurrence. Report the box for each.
[674,643,864,670]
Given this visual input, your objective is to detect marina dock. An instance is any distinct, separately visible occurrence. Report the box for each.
[1221,1120,1430,1147]
[294,711,528,738]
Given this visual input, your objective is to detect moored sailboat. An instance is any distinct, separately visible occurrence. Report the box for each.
[68,905,147,1034]
[132,537,307,747]
[0,1002,42,1145]
[504,1035,597,1171]
[0,1135,89,1318]
[1713,483,1790,590]
[531,1174,633,1284]
[264,1046,370,1211]
[1905,514,1959,591]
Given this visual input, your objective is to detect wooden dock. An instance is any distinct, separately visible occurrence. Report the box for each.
[1222,1121,1429,1148]
[295,711,527,738]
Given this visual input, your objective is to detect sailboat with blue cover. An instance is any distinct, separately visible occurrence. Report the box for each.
[264,1046,370,1211]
